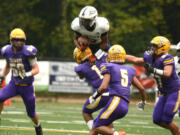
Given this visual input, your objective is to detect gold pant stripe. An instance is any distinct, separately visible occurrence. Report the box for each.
[15,83,28,86]
[86,96,102,109]
[100,96,120,119]
[173,90,180,112]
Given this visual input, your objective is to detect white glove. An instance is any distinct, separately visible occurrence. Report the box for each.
[89,96,95,104]
[89,91,101,104]
[137,101,146,110]
[19,72,32,79]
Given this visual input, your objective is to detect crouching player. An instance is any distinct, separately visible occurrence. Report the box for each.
[89,45,146,135]
[126,36,180,135]
[73,47,111,130]
[0,28,43,135]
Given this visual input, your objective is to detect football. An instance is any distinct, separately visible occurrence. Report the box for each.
[78,36,89,51]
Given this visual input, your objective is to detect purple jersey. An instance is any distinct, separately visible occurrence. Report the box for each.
[143,51,180,94]
[1,45,37,84]
[100,63,136,102]
[74,55,108,93]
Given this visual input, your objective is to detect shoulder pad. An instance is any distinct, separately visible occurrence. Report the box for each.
[163,54,174,65]
[1,45,11,57]
[97,17,110,33]
[24,45,37,56]
[161,53,168,59]
[71,17,80,31]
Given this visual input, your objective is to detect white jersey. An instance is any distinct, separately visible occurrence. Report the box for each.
[174,56,180,79]
[71,17,109,44]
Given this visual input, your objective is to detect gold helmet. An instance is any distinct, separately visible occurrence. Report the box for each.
[10,28,26,40]
[73,47,93,64]
[150,36,170,55]
[107,44,126,63]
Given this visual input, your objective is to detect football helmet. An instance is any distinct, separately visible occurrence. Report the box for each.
[107,45,126,63]
[176,42,180,50]
[10,28,26,40]
[73,47,94,64]
[150,36,170,55]
[79,6,98,30]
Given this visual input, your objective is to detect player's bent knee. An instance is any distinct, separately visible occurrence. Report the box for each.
[27,111,36,118]
[0,96,7,103]
[153,118,161,125]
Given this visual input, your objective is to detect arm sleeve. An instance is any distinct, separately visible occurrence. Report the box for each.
[163,55,174,66]
[74,65,84,77]
[100,63,110,75]
[28,57,37,66]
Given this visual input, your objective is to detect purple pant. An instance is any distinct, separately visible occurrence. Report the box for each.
[94,96,128,128]
[83,96,110,114]
[153,90,180,124]
[0,81,36,118]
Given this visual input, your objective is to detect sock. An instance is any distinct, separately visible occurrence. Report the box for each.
[87,120,93,130]
[34,122,40,127]
[113,131,119,135]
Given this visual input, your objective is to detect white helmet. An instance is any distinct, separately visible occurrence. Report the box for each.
[177,42,180,50]
[79,6,98,29]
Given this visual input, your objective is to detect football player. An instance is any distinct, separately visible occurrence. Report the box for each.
[89,45,146,135]
[126,36,180,135]
[174,41,180,117]
[73,47,111,130]
[0,28,43,135]
[71,6,110,56]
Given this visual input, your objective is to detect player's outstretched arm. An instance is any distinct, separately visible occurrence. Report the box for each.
[132,76,146,102]
[100,33,108,50]
[126,55,145,66]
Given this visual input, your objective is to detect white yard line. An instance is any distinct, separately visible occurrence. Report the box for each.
[0,126,142,135]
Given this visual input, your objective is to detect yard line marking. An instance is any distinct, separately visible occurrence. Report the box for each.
[0,126,142,135]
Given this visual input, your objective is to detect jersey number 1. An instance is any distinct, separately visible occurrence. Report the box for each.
[91,65,104,79]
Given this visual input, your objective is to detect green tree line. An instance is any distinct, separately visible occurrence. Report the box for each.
[0,0,179,60]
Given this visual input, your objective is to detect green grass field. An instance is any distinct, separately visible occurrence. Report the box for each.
[0,100,179,135]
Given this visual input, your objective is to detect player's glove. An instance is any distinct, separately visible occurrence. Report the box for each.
[144,63,154,74]
[0,76,5,85]
[137,101,146,110]
[19,72,32,79]
[89,91,101,104]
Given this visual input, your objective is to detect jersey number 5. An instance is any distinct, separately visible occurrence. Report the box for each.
[120,69,128,87]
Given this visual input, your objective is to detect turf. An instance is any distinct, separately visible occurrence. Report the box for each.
[0,101,179,135]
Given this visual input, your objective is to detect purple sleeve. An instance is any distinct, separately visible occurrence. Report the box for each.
[25,45,37,57]
[1,45,9,57]
[143,51,152,63]
[100,63,110,75]
[163,55,174,66]
[74,65,84,77]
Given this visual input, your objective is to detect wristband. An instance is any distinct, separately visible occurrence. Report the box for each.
[25,72,32,77]
[154,68,164,76]
[92,91,101,99]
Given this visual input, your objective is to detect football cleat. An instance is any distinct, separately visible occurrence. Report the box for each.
[107,45,126,63]
[150,36,170,55]
[34,124,43,135]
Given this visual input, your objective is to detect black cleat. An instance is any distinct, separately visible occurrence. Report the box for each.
[34,124,43,135]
